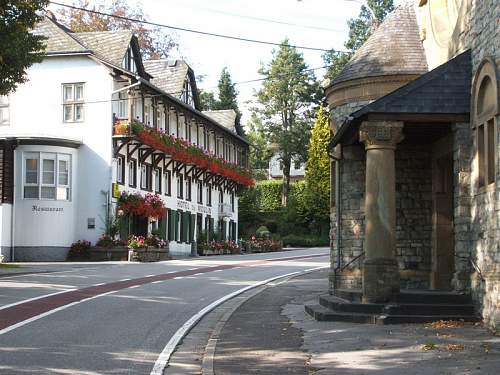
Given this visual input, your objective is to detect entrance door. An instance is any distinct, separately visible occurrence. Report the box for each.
[131,216,148,237]
[431,138,454,290]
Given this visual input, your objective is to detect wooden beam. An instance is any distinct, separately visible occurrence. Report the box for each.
[164,158,173,171]
[139,147,154,164]
[127,143,141,159]
[152,153,164,168]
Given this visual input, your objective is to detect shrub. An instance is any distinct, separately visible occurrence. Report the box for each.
[282,234,329,248]
[246,238,282,252]
[256,225,271,239]
[67,240,91,260]
[96,235,114,248]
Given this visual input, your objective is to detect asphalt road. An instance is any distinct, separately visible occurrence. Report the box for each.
[0,248,329,374]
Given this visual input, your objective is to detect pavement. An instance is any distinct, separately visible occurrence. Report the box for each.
[169,269,500,375]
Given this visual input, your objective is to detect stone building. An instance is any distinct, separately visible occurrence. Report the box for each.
[325,0,500,329]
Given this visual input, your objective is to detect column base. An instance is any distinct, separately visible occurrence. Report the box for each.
[362,257,400,303]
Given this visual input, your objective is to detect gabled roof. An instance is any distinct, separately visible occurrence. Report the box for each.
[72,30,132,67]
[202,110,238,133]
[331,1,428,86]
[331,49,471,147]
[32,16,90,55]
[143,59,189,97]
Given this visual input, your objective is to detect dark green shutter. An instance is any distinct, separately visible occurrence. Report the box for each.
[175,210,179,242]
[183,211,190,243]
[209,217,214,241]
[222,220,227,241]
[190,213,196,243]
[119,215,130,241]
[159,215,167,240]
[168,210,174,241]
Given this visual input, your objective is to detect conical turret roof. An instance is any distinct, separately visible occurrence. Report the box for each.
[331,2,428,86]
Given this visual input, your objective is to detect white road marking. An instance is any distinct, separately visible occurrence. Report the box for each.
[0,289,77,311]
[0,291,117,336]
[119,278,131,281]
[173,277,184,280]
[149,265,329,375]
[93,282,105,286]
[152,281,163,284]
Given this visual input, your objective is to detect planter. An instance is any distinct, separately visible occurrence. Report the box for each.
[128,247,171,262]
[90,247,129,261]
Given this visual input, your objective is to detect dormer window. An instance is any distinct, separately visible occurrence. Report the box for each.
[122,47,136,73]
[180,79,194,107]
[0,96,9,126]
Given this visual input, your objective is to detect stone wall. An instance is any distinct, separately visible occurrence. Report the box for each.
[395,143,433,289]
[330,140,434,291]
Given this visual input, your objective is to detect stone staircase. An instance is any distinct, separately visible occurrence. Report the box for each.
[305,289,480,324]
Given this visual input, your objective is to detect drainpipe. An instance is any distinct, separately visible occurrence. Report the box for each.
[329,146,342,291]
[10,140,18,262]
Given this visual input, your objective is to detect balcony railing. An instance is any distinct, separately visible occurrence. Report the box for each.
[218,202,233,217]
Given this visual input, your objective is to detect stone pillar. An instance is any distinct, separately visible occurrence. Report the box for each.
[359,121,404,303]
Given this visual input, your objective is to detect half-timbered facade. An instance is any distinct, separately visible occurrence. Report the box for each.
[0,14,250,260]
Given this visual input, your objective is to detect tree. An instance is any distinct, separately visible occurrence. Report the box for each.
[198,90,217,110]
[57,0,178,59]
[0,0,48,95]
[304,107,330,233]
[255,39,320,206]
[323,0,394,81]
[246,113,270,173]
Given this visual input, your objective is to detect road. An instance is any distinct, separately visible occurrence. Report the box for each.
[0,248,329,374]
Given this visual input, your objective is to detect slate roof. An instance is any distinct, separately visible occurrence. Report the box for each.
[32,16,89,55]
[331,50,472,147]
[331,1,428,86]
[72,30,132,67]
[202,110,238,133]
[143,60,189,97]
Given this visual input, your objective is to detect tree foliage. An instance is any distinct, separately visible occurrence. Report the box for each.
[0,0,48,95]
[56,0,178,59]
[246,113,270,172]
[255,39,320,206]
[304,106,330,224]
[198,90,217,110]
[323,0,394,81]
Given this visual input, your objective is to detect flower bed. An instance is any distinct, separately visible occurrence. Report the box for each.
[245,238,283,253]
[127,235,170,262]
[199,240,241,256]
[114,120,254,187]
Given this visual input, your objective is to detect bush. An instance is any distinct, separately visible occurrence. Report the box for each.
[282,234,329,248]
[246,238,282,252]
[67,240,91,260]
[256,225,271,239]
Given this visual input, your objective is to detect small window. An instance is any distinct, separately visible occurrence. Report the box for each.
[186,176,192,201]
[154,168,162,193]
[197,181,203,204]
[294,160,301,170]
[117,92,127,119]
[177,174,184,199]
[164,170,172,196]
[128,159,137,188]
[116,156,125,185]
[140,164,152,191]
[206,184,212,206]
[230,192,235,212]
[62,83,84,122]
[0,96,9,126]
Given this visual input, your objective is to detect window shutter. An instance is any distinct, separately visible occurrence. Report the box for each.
[190,213,196,243]
[119,215,130,241]
[168,210,174,241]
[159,214,167,240]
[174,210,179,242]
[222,220,227,241]
[209,217,214,241]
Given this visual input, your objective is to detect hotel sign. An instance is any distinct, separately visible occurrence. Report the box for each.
[176,200,212,215]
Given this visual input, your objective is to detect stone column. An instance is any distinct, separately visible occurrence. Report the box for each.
[359,121,404,303]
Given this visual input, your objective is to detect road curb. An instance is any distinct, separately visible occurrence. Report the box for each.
[200,266,328,375]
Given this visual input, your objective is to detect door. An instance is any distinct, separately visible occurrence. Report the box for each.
[431,151,454,290]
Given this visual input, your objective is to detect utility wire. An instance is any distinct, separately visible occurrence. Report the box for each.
[49,1,349,53]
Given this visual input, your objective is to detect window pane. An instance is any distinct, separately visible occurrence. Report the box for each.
[75,85,84,100]
[478,125,485,187]
[64,85,73,101]
[42,159,55,184]
[64,105,73,122]
[0,107,9,125]
[41,186,56,199]
[57,187,70,200]
[75,104,83,121]
[25,158,38,184]
[487,120,495,184]
[58,160,69,185]
[24,186,39,199]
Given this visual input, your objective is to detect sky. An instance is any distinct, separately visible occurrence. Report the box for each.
[51,0,407,125]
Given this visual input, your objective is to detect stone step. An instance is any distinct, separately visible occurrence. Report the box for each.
[384,303,476,316]
[305,304,377,323]
[377,314,481,325]
[319,295,385,314]
[334,289,472,305]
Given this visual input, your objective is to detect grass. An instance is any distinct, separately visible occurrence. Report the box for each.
[0,263,20,269]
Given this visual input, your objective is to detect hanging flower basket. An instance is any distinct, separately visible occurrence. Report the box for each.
[114,120,254,187]
[117,191,167,219]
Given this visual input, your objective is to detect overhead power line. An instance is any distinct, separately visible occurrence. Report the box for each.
[49,1,348,53]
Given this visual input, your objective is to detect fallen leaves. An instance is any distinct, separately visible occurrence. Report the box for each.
[421,342,438,351]
[446,344,465,351]
[426,320,465,329]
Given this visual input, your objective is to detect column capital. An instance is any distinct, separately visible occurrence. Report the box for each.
[359,121,404,150]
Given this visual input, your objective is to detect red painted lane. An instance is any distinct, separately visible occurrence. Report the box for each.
[0,253,327,332]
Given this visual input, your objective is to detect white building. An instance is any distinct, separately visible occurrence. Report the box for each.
[268,154,305,181]
[0,15,250,261]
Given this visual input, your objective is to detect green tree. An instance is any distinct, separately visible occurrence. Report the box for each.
[214,67,244,136]
[255,39,320,206]
[57,0,178,59]
[0,0,48,95]
[323,0,394,81]
[246,113,270,172]
[198,89,217,110]
[304,107,330,231]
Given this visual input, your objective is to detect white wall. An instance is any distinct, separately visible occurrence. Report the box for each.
[268,153,305,179]
[1,56,115,248]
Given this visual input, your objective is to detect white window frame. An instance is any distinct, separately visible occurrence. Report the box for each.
[154,168,161,194]
[62,83,85,123]
[0,96,9,126]
[116,156,125,184]
[23,152,71,201]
